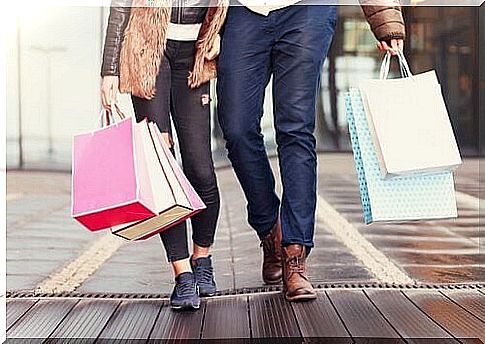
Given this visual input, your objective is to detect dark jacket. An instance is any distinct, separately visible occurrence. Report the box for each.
[101,0,211,78]
[101,0,228,99]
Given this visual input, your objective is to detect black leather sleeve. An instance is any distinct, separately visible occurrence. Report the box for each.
[101,0,133,77]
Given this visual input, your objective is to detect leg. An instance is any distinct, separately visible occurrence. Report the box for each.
[270,5,337,301]
[217,6,279,239]
[131,43,191,274]
[170,41,220,255]
[272,5,337,250]
[170,40,220,296]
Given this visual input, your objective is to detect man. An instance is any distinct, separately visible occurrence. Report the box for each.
[217,0,405,301]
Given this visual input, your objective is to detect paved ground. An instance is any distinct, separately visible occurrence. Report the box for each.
[6,154,484,294]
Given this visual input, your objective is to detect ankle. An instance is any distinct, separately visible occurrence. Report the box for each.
[192,244,211,261]
[172,258,192,278]
[192,253,210,262]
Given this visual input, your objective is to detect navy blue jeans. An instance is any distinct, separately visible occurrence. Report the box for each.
[217,5,337,249]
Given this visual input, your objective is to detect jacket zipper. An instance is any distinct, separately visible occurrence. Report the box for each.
[177,0,182,23]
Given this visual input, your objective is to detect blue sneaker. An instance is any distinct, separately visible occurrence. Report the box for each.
[170,272,200,310]
[192,255,217,297]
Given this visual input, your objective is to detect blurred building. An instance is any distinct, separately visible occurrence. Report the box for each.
[6,5,485,170]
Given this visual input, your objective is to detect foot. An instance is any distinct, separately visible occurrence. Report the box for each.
[282,244,316,302]
[191,255,217,297]
[170,272,201,310]
[261,219,283,284]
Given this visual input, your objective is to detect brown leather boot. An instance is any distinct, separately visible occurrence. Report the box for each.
[282,244,316,302]
[260,220,282,284]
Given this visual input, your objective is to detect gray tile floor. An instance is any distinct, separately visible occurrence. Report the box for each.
[6,154,484,293]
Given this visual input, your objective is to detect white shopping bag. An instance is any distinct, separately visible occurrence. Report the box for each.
[111,121,206,241]
[346,89,458,224]
[359,51,462,178]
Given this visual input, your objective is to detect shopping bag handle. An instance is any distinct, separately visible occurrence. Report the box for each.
[95,104,127,128]
[112,104,126,120]
[94,108,114,128]
[379,51,414,80]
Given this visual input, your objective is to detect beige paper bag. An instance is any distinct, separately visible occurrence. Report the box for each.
[359,52,462,179]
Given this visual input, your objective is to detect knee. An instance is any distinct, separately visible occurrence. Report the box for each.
[275,122,316,151]
[221,124,248,145]
[185,166,218,196]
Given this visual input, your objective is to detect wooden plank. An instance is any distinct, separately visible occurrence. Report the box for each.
[249,293,301,341]
[6,299,39,331]
[7,299,79,340]
[44,299,121,343]
[441,290,485,322]
[148,301,204,342]
[201,296,250,342]
[365,290,458,343]
[326,290,404,343]
[291,292,351,343]
[404,290,485,343]
[95,299,163,342]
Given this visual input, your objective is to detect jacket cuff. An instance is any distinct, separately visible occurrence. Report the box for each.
[361,3,406,42]
[100,67,120,78]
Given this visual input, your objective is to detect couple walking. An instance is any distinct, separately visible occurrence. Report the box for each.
[101,0,405,310]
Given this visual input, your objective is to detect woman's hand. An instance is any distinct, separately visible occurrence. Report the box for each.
[205,34,221,60]
[377,39,404,55]
[101,75,119,110]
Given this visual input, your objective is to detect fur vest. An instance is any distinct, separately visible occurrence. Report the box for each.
[119,0,228,99]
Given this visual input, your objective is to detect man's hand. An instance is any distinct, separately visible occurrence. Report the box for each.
[101,75,120,110]
[377,39,404,55]
[205,34,221,61]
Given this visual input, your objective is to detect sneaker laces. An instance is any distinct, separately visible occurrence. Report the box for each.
[176,277,196,296]
[194,265,214,286]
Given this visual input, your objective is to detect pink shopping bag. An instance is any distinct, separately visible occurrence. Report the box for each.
[111,121,206,241]
[71,112,157,231]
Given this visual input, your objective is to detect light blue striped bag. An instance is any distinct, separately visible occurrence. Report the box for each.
[345,88,458,224]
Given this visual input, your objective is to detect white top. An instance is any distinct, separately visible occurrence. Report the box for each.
[238,0,301,16]
[166,22,202,41]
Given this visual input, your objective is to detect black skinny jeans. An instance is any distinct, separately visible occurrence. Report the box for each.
[132,40,220,262]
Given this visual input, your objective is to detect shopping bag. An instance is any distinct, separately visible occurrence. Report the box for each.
[359,51,462,178]
[346,88,458,224]
[111,121,206,241]
[71,109,158,231]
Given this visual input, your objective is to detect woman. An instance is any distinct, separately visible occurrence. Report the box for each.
[100,0,228,310]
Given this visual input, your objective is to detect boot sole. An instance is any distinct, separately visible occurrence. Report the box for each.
[285,293,317,302]
[263,278,282,285]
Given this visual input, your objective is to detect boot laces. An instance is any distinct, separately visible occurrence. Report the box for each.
[288,256,305,274]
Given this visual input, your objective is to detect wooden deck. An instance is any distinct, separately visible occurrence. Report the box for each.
[6,287,485,343]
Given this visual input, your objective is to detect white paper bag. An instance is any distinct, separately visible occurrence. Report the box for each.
[359,51,462,179]
[110,121,206,241]
[346,89,458,224]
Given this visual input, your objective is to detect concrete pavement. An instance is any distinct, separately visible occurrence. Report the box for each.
[6,154,484,294]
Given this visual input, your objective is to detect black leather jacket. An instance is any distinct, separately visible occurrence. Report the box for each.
[171,0,209,24]
[101,0,209,77]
